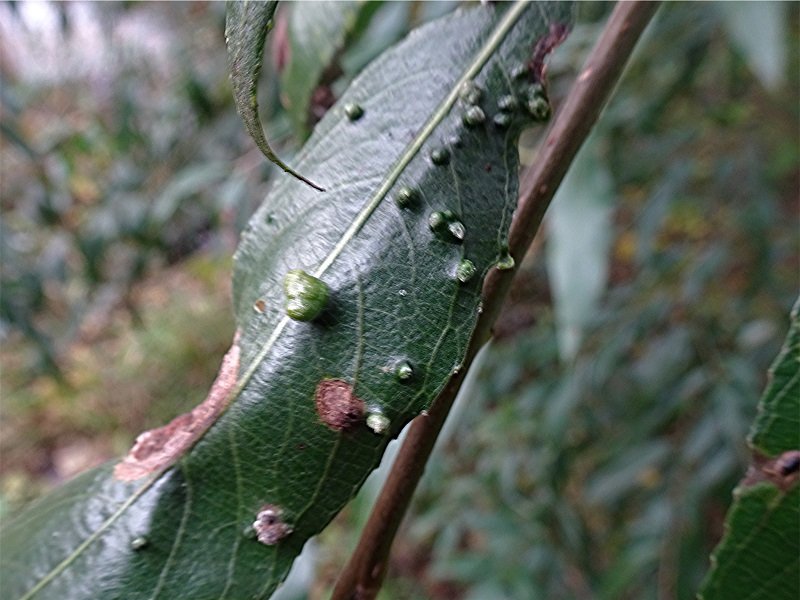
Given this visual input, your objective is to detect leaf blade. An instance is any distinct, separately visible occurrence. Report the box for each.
[225,0,324,191]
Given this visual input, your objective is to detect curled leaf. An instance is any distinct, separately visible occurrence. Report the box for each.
[225,0,324,191]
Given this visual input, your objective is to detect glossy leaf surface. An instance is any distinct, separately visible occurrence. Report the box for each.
[699,297,800,600]
[0,3,574,598]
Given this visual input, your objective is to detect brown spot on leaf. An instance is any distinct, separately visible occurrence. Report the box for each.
[764,450,800,486]
[315,379,365,431]
[114,335,241,481]
[253,504,293,545]
[743,450,800,492]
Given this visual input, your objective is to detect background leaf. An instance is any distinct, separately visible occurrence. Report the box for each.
[749,299,800,455]
[717,1,789,92]
[0,3,574,598]
[279,0,382,139]
[545,131,614,361]
[699,297,800,600]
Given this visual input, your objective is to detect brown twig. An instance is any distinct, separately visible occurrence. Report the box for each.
[331,3,661,598]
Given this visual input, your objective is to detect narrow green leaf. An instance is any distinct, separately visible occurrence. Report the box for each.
[0,3,574,598]
[699,297,800,600]
[225,0,324,191]
[717,1,789,92]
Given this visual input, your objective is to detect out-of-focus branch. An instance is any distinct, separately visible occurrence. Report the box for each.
[331,3,661,598]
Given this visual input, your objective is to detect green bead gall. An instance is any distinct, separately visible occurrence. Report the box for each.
[344,102,364,121]
[448,220,466,241]
[455,259,477,283]
[130,536,149,551]
[429,210,465,243]
[462,106,486,127]
[430,147,450,166]
[395,186,418,209]
[496,252,516,271]
[526,97,551,121]
[525,85,551,122]
[283,269,329,321]
[459,80,482,105]
[428,211,446,231]
[497,94,518,112]
[366,412,390,434]
[493,113,512,129]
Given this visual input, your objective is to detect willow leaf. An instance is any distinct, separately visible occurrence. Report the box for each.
[226,0,324,191]
[0,3,574,598]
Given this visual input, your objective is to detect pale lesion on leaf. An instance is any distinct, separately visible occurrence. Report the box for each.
[114,334,242,481]
[315,379,366,432]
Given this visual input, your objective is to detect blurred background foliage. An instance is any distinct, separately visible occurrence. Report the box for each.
[0,2,797,599]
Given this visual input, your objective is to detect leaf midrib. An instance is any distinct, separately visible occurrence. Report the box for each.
[234,0,529,404]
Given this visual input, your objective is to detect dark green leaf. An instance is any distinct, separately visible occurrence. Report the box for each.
[1,3,574,598]
[699,297,800,600]
[225,0,324,191]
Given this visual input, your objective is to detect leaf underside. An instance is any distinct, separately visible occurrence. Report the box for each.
[1,3,574,599]
[699,298,800,600]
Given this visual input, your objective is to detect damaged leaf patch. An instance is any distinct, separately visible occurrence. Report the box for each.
[315,379,365,431]
[252,504,293,545]
[744,450,800,492]
[699,298,800,599]
[114,338,241,481]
